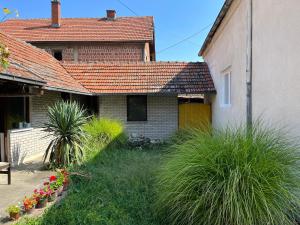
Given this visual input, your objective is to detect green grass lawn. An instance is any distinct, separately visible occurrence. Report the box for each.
[18,147,164,225]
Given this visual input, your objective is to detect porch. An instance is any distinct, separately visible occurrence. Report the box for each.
[0,78,44,165]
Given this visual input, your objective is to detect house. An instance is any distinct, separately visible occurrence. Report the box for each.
[199,0,300,137]
[0,1,215,165]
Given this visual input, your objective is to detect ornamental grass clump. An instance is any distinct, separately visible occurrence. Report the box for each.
[44,101,88,168]
[83,117,127,149]
[156,124,300,225]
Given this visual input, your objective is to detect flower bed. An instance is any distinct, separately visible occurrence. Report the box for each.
[5,169,69,221]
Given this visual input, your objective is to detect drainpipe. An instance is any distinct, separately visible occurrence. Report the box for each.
[246,0,253,129]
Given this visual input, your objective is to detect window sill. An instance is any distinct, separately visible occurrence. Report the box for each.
[127,121,148,123]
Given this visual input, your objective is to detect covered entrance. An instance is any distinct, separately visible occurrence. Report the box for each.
[0,78,44,162]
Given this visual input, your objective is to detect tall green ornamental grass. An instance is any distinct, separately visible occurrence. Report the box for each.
[83,117,127,150]
[156,125,300,225]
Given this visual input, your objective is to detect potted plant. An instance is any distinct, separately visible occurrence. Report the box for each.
[23,196,37,214]
[61,169,70,191]
[33,188,49,208]
[53,173,64,196]
[46,185,57,202]
[6,205,21,220]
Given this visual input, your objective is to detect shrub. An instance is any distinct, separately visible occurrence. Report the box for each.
[44,101,88,168]
[83,117,127,149]
[156,124,300,225]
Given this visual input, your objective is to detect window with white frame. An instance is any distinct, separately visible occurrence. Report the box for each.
[222,72,231,106]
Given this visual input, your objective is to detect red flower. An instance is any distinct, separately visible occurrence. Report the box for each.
[49,175,57,182]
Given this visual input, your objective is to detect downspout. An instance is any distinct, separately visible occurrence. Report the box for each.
[246,0,253,128]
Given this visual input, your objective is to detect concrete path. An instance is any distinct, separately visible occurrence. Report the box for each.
[0,159,52,224]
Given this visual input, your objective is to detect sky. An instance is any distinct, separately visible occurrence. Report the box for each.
[0,0,224,62]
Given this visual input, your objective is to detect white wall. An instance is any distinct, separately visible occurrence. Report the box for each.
[98,95,178,140]
[8,91,61,165]
[203,0,248,128]
[252,0,300,137]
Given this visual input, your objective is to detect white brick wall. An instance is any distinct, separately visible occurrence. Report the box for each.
[8,91,61,165]
[31,91,61,127]
[98,95,178,140]
[9,128,53,166]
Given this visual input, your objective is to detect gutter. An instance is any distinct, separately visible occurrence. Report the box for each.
[45,86,92,96]
[0,73,46,86]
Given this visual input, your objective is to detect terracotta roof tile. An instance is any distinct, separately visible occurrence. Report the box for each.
[0,30,89,94]
[63,62,215,94]
[0,17,154,42]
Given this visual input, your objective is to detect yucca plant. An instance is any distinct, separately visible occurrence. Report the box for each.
[156,124,300,225]
[44,101,88,168]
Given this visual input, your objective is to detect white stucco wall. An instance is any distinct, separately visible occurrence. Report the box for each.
[202,0,247,128]
[252,0,300,137]
[98,95,178,140]
[203,0,300,138]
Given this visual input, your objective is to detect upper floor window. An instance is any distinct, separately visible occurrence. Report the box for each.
[222,72,231,107]
[53,50,63,61]
[127,95,147,121]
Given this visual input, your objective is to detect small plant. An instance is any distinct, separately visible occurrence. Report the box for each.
[33,188,50,208]
[156,124,300,225]
[23,196,37,213]
[60,169,70,191]
[6,205,21,220]
[83,117,127,150]
[43,101,88,168]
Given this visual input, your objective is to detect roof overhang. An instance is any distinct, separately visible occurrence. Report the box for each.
[199,0,234,56]
[45,86,92,96]
[0,73,46,86]
[92,90,216,96]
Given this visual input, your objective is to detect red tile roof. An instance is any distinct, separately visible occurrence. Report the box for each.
[0,30,89,94]
[0,17,154,43]
[63,62,215,94]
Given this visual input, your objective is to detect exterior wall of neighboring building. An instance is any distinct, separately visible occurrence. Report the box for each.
[203,0,300,138]
[8,91,61,165]
[98,95,178,140]
[202,0,247,128]
[35,42,147,62]
[252,0,300,137]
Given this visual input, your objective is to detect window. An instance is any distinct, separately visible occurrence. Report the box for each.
[127,96,147,121]
[222,72,231,106]
[53,50,63,61]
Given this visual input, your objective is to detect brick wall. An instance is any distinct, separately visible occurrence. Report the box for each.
[98,95,178,140]
[31,91,61,127]
[8,91,61,165]
[37,42,146,62]
[9,128,53,166]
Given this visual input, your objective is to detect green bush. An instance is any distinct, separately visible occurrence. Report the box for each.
[44,101,88,168]
[156,124,300,225]
[83,117,127,149]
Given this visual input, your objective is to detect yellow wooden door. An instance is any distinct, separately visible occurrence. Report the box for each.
[179,103,211,129]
